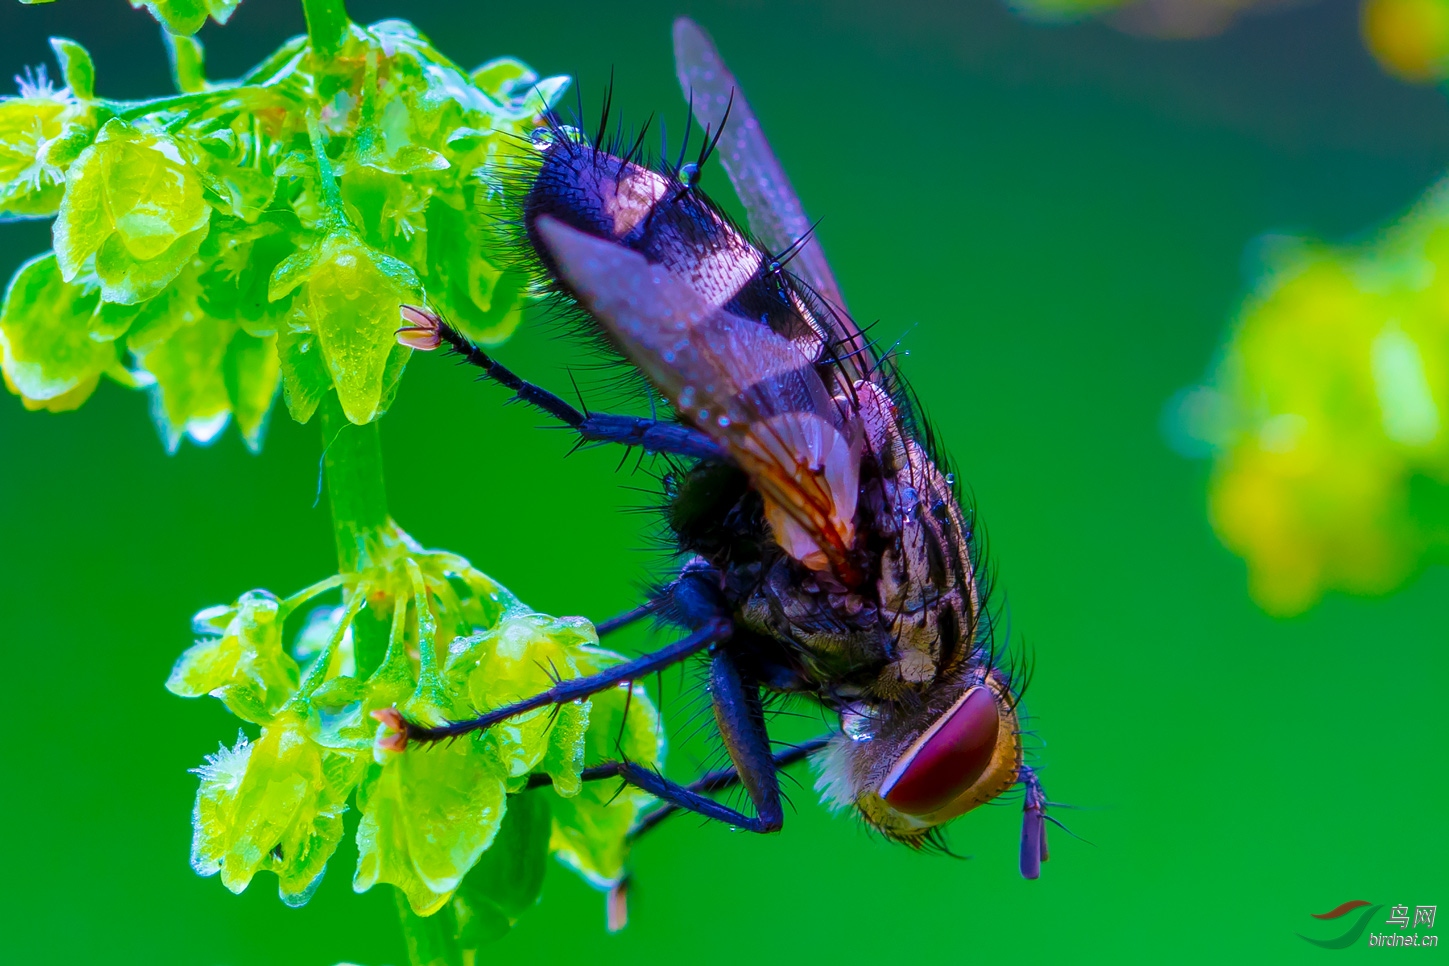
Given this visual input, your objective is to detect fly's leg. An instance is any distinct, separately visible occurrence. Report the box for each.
[522,736,830,805]
[627,735,830,841]
[522,649,789,833]
[384,565,730,745]
[595,597,665,637]
[526,732,830,933]
[387,619,727,744]
[398,306,725,461]
[1019,764,1048,879]
[602,648,787,833]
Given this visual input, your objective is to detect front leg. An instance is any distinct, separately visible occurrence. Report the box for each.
[383,618,730,745]
[398,306,724,461]
[384,564,733,745]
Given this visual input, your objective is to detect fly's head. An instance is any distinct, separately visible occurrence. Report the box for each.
[818,665,1027,851]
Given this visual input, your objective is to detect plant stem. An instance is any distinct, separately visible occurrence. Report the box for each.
[304,113,348,228]
[302,0,350,60]
[320,391,391,574]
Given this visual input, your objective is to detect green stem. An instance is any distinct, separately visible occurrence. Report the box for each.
[288,584,368,708]
[304,113,349,229]
[320,392,391,574]
[302,0,350,60]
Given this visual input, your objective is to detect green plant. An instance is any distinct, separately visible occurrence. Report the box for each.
[0,0,661,960]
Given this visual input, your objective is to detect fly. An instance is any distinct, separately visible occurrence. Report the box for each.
[390,16,1054,897]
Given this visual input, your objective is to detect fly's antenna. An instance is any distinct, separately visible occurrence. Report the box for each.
[593,67,615,162]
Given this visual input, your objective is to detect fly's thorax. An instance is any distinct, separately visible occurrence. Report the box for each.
[525,145,666,253]
[815,668,1023,842]
[525,143,761,309]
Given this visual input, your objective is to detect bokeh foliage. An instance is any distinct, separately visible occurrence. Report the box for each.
[1173,184,1449,614]
[1011,0,1449,79]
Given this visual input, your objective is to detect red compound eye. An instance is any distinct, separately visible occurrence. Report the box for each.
[879,687,1000,817]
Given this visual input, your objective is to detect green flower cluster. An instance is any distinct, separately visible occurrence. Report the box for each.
[0,19,564,448]
[168,523,663,933]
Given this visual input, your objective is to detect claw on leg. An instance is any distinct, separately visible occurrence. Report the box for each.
[606,876,630,932]
[371,707,408,753]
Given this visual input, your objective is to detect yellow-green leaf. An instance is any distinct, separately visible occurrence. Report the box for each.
[354,738,509,916]
[0,252,111,405]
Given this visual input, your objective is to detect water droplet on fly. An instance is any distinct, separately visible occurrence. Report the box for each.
[529,127,555,149]
[945,473,956,486]
[843,713,875,742]
[678,162,699,186]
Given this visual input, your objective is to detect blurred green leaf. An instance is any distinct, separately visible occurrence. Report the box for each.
[0,253,113,408]
[223,330,281,452]
[423,199,526,346]
[130,0,242,36]
[165,32,209,94]
[129,269,240,451]
[396,790,552,966]
[47,38,95,102]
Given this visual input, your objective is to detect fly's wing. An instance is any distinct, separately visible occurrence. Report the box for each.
[535,215,863,579]
[672,18,873,383]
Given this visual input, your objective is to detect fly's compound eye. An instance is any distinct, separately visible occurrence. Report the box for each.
[878,686,1000,817]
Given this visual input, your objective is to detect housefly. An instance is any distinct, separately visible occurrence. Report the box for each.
[390,17,1052,888]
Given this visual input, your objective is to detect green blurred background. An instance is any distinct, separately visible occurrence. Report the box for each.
[2,0,1445,961]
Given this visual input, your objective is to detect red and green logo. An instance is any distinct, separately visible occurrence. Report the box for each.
[1297,900,1383,949]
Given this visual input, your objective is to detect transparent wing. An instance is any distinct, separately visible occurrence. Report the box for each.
[672,18,851,322]
[535,215,864,580]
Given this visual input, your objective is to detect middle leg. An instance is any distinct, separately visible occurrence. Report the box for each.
[606,648,788,834]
